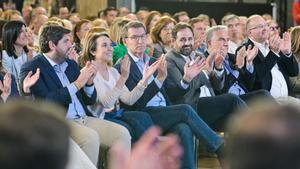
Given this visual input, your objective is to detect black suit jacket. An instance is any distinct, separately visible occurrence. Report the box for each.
[115,53,171,111]
[236,39,299,96]
[204,51,255,95]
[19,54,96,116]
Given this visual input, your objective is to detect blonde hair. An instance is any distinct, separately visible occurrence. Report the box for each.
[3,9,21,20]
[92,18,108,29]
[109,17,130,44]
[291,26,300,59]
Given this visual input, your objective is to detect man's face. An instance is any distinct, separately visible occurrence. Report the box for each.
[178,15,190,23]
[193,21,208,40]
[59,7,69,19]
[248,16,269,43]
[225,18,241,40]
[124,27,147,57]
[53,33,72,62]
[174,28,194,56]
[105,10,118,26]
[209,29,229,54]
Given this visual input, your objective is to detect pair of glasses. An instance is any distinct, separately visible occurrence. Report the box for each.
[127,34,147,41]
[269,26,279,31]
[249,24,268,30]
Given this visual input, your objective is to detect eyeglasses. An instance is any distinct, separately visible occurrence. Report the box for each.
[269,26,279,31]
[249,24,268,30]
[127,34,147,41]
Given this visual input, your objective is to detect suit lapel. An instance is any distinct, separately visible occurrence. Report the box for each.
[39,55,63,88]
[127,53,144,81]
[171,50,187,74]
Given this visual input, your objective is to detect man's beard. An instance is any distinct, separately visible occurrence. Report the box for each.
[53,50,67,64]
[180,45,193,56]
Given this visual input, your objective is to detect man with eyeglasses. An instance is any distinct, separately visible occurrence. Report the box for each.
[236,15,299,103]
[115,21,227,169]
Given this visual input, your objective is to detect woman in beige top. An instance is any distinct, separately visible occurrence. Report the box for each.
[80,31,158,142]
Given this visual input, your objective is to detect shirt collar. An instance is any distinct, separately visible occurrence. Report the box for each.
[128,51,149,63]
[249,37,269,49]
[43,53,58,67]
[43,53,68,71]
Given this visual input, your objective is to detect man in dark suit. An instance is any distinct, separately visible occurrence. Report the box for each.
[19,24,131,166]
[205,25,274,103]
[236,15,299,103]
[116,21,226,169]
[165,23,246,131]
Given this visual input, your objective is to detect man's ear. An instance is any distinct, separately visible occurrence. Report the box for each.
[48,41,56,50]
[122,37,128,47]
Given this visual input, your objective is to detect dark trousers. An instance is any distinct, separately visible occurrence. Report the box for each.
[197,93,247,131]
[105,111,153,142]
[141,104,224,169]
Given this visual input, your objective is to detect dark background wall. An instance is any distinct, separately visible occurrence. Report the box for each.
[136,1,272,25]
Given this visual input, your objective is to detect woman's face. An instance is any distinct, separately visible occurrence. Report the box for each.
[149,15,160,31]
[159,22,174,45]
[93,36,113,63]
[78,22,92,41]
[15,25,28,47]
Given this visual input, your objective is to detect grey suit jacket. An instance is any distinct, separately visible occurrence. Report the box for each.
[165,49,224,109]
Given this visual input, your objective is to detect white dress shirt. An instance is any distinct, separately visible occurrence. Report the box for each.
[250,38,288,98]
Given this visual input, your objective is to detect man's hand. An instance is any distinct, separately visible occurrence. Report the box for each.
[183,57,206,83]
[280,32,292,55]
[23,68,40,94]
[110,126,182,169]
[156,55,168,84]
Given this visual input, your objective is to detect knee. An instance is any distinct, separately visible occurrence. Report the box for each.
[173,123,193,139]
[84,129,101,148]
[114,125,132,147]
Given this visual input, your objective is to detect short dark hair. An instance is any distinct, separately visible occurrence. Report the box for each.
[173,11,188,23]
[121,21,146,39]
[2,20,28,59]
[172,22,194,39]
[103,6,119,17]
[39,25,71,53]
[0,100,70,169]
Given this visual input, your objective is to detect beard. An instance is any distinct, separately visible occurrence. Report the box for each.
[180,45,193,56]
[53,49,67,64]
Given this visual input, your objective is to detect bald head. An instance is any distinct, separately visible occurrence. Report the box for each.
[246,15,269,43]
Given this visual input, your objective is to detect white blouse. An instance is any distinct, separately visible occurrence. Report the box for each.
[89,67,147,118]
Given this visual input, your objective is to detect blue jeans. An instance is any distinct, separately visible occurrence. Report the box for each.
[141,104,224,153]
[168,123,195,169]
[105,111,153,142]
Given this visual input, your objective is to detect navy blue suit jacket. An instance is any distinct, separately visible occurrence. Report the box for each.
[236,39,299,96]
[115,54,171,111]
[19,54,96,116]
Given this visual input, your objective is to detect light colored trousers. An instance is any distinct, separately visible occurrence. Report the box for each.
[68,116,131,166]
[66,139,97,169]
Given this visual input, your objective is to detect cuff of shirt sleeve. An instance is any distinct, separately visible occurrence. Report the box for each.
[180,80,189,89]
[154,78,163,88]
[246,63,254,74]
[285,53,292,58]
[84,85,95,97]
[214,68,224,77]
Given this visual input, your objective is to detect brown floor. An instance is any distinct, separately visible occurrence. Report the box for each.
[198,157,221,169]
